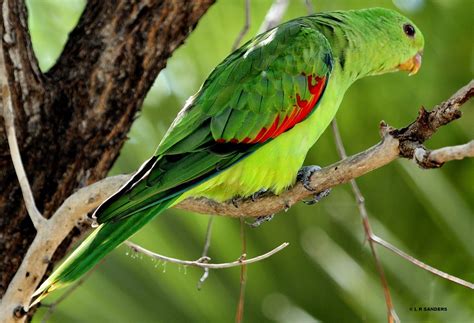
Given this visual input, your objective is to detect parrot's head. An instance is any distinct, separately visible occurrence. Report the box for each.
[352,7,425,76]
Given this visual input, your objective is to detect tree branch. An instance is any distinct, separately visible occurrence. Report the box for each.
[392,80,473,160]
[177,80,473,216]
[0,176,128,322]
[1,60,45,230]
[414,140,474,167]
[257,0,289,33]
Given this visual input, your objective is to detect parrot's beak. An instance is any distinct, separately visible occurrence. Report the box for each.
[398,52,423,76]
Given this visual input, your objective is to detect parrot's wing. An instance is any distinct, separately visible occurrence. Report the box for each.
[95,20,333,223]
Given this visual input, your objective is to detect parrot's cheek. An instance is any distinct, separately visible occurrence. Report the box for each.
[398,52,422,76]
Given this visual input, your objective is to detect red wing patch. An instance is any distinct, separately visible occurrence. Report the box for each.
[217,74,327,144]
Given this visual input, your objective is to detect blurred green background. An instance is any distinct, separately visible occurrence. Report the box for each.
[27,0,473,322]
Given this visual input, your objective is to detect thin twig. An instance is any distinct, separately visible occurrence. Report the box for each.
[428,140,474,162]
[124,241,289,269]
[331,120,400,323]
[304,0,314,14]
[1,84,46,230]
[232,0,251,50]
[257,0,290,33]
[414,140,474,167]
[197,216,214,290]
[1,12,45,231]
[235,217,247,323]
[371,235,474,290]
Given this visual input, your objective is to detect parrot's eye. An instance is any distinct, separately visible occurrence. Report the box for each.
[403,23,416,37]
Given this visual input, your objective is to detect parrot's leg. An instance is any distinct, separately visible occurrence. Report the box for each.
[231,188,268,208]
[231,188,270,208]
[244,189,274,227]
[303,188,331,205]
[297,165,332,205]
[231,196,244,208]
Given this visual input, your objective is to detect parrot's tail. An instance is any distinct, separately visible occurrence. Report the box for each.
[31,197,177,306]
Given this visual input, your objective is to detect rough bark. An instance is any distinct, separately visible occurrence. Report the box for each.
[0,0,214,311]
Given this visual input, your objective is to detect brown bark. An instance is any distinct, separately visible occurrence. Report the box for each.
[0,0,214,311]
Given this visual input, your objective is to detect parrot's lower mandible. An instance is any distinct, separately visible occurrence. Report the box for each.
[32,7,424,304]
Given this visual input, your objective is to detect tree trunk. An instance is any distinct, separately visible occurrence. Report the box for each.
[0,0,214,317]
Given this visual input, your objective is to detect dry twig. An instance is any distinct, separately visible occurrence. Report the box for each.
[371,235,474,289]
[196,216,214,289]
[414,140,474,167]
[304,0,315,14]
[1,50,46,231]
[235,217,247,323]
[257,0,289,33]
[232,0,251,50]
[331,120,400,323]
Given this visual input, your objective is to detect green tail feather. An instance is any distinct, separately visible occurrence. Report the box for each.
[31,197,177,305]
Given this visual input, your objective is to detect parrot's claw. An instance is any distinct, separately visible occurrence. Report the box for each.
[247,214,274,228]
[303,188,331,205]
[231,196,242,208]
[251,188,269,201]
[297,165,331,205]
[297,165,322,191]
[232,188,271,208]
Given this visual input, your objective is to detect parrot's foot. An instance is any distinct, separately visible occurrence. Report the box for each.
[231,197,241,208]
[303,188,331,205]
[251,188,269,201]
[247,214,274,228]
[297,165,321,191]
[297,165,331,205]
[231,188,270,208]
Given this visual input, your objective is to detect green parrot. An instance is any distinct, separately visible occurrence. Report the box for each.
[32,7,424,303]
